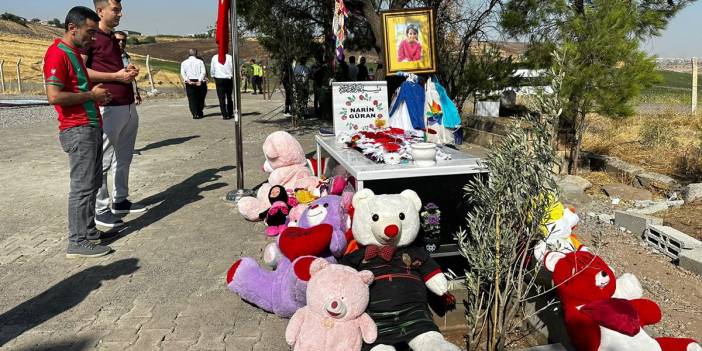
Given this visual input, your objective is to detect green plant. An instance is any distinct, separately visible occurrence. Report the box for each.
[639,117,678,147]
[459,56,564,350]
[140,36,156,44]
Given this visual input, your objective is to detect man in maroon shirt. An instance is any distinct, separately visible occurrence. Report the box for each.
[82,0,147,229]
[45,6,115,258]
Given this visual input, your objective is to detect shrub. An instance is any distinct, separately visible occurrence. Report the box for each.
[126,37,140,45]
[1,12,27,26]
[140,36,156,44]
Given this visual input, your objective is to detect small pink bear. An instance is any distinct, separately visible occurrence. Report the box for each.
[285,258,377,351]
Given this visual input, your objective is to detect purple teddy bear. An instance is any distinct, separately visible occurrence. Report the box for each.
[226,195,349,318]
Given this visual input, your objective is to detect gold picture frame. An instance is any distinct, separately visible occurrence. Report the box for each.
[381,8,437,75]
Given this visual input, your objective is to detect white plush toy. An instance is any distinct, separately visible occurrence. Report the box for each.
[341,189,460,351]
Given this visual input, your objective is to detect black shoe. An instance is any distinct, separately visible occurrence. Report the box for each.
[112,199,147,214]
[95,211,125,228]
[88,230,120,244]
[66,241,112,258]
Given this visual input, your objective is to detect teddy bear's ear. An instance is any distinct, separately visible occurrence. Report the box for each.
[544,251,566,272]
[352,189,375,209]
[262,138,280,160]
[400,189,422,212]
[358,270,374,285]
[309,257,330,276]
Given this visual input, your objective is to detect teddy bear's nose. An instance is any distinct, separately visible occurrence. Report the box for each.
[384,224,399,238]
[310,204,319,209]
[331,301,338,308]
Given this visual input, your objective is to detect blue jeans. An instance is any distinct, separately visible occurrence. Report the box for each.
[59,125,103,244]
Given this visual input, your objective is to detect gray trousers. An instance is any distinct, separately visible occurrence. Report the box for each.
[96,104,139,213]
[59,125,103,244]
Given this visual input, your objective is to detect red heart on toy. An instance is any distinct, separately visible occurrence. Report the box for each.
[279,224,333,260]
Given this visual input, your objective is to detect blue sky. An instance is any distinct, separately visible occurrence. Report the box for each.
[2,0,700,57]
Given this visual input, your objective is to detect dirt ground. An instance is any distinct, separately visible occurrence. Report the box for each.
[575,188,702,340]
[660,201,702,241]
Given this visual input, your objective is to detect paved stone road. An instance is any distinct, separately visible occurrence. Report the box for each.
[0,93,321,350]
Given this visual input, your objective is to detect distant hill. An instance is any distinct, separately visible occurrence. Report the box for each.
[127,37,270,64]
[0,19,62,40]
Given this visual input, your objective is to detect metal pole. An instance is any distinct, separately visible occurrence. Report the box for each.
[16,58,22,93]
[0,60,5,93]
[146,54,156,92]
[226,0,254,202]
[693,57,698,115]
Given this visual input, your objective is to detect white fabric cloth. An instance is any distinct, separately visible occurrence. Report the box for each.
[210,54,233,79]
[180,56,206,82]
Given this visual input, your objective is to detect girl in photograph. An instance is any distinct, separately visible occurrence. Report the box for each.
[397,24,422,62]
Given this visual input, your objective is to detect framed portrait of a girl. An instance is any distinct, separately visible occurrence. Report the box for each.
[381,8,437,75]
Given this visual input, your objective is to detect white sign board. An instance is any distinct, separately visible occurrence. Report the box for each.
[332,81,389,135]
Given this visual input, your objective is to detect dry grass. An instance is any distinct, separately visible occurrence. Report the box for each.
[659,201,702,241]
[0,33,184,92]
[583,110,702,180]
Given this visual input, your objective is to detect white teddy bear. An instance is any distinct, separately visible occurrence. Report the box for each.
[341,189,461,351]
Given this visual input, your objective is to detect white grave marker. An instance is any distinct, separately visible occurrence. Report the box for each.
[332,81,389,135]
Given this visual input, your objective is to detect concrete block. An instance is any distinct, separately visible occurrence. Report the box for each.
[684,183,702,203]
[645,225,702,259]
[636,171,678,190]
[679,248,702,276]
[604,157,644,177]
[614,211,663,238]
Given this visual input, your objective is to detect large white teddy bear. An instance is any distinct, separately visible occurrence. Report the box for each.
[340,189,460,351]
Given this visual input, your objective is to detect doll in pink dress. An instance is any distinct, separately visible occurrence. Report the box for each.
[397,24,422,62]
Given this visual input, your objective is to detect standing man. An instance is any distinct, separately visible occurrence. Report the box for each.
[348,55,359,81]
[210,52,234,119]
[82,0,146,230]
[113,30,142,105]
[44,6,115,258]
[357,56,369,82]
[251,59,263,95]
[181,49,207,119]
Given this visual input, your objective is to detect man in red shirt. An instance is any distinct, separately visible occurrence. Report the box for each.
[82,0,147,229]
[44,6,115,258]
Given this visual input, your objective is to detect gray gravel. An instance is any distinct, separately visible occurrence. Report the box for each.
[0,105,57,128]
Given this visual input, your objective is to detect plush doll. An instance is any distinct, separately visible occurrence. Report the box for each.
[287,204,309,228]
[285,258,377,351]
[341,189,461,351]
[544,248,701,351]
[258,185,296,236]
[533,196,582,261]
[238,131,319,221]
[226,224,334,318]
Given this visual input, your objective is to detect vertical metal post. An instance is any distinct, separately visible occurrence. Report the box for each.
[41,59,47,95]
[16,58,22,93]
[146,54,156,92]
[226,0,254,202]
[693,57,698,115]
[0,60,5,93]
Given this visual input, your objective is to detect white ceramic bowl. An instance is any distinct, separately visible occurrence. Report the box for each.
[411,142,437,166]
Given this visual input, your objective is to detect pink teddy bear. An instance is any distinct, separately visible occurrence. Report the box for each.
[285,258,377,351]
[238,131,319,221]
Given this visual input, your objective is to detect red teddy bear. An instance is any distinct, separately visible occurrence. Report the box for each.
[544,248,700,351]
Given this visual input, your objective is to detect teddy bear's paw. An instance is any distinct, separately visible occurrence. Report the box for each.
[263,243,282,268]
[688,343,702,351]
[369,345,396,351]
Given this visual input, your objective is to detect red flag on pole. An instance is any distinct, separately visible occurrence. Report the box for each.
[216,0,230,64]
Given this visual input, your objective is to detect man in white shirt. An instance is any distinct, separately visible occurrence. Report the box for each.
[180,49,207,119]
[210,53,234,120]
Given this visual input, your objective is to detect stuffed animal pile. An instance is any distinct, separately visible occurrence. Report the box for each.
[544,248,700,351]
[227,130,463,350]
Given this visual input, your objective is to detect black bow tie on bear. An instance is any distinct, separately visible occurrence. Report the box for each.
[364,245,396,261]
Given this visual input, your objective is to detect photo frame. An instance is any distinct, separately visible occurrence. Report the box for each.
[381,8,437,75]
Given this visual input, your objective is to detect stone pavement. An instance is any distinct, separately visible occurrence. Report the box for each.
[0,92,322,350]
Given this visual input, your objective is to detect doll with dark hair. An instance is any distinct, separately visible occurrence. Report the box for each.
[259,185,296,236]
